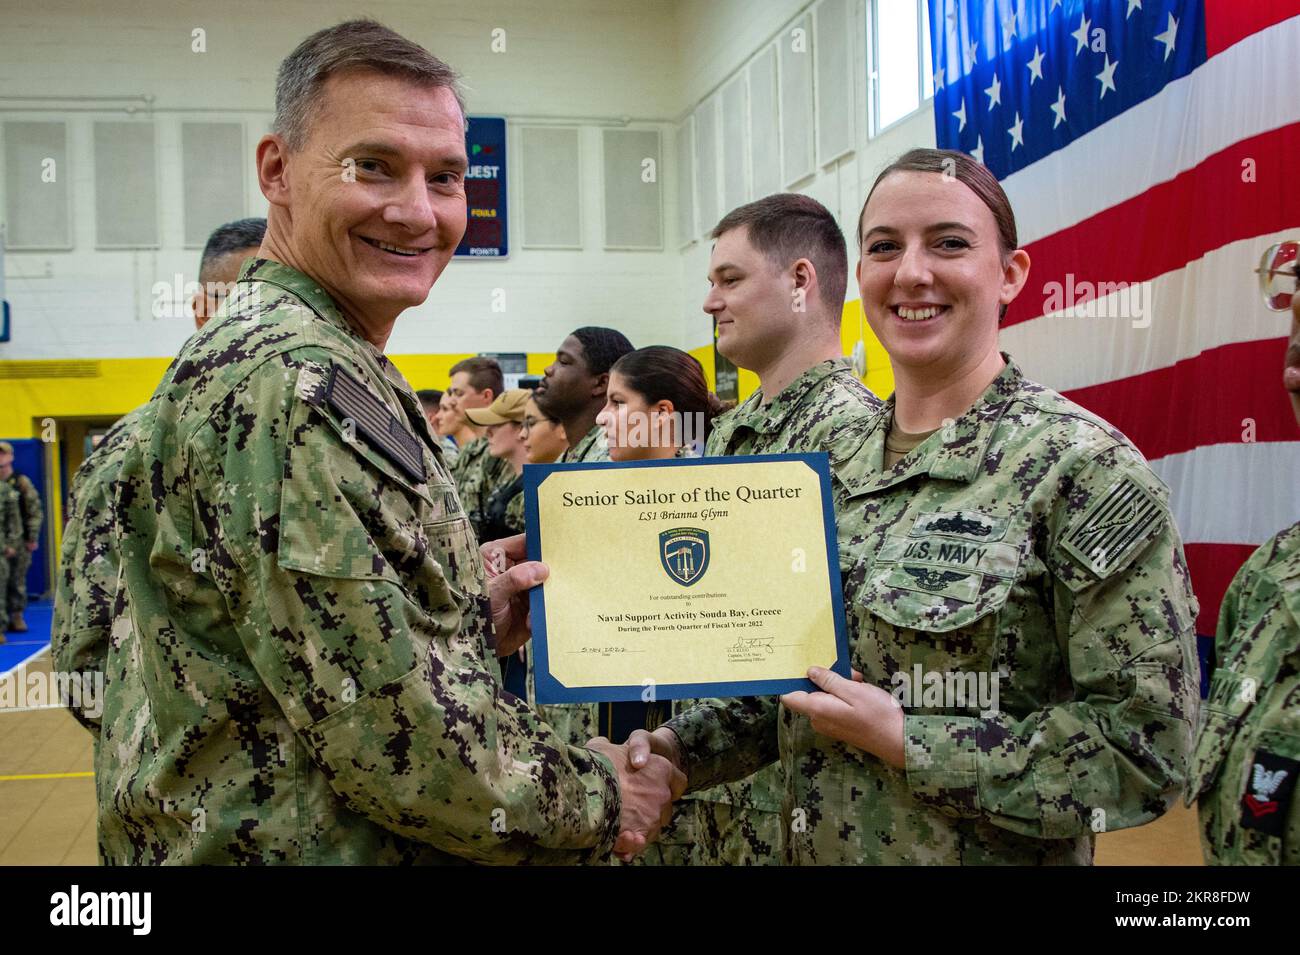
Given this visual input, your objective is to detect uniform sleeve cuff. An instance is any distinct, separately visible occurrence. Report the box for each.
[582,748,623,862]
[903,714,983,817]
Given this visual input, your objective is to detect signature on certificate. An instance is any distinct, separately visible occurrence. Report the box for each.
[729,635,774,654]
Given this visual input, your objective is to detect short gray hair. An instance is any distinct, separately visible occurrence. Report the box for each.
[274,19,465,150]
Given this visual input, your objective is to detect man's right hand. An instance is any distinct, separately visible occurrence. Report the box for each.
[586,736,686,861]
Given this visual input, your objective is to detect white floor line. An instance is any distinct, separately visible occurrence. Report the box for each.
[0,643,50,682]
[0,703,69,714]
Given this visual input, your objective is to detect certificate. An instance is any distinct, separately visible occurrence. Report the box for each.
[524,453,851,704]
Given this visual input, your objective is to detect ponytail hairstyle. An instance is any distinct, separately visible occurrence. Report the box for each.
[610,346,733,448]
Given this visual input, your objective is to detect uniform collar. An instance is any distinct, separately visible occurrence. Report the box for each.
[239,258,385,357]
[730,358,849,438]
[843,354,1025,494]
[573,424,604,455]
[238,258,437,454]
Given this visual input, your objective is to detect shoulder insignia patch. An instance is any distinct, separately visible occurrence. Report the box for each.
[324,365,426,484]
[1061,474,1163,578]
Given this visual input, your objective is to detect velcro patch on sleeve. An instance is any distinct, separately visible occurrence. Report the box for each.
[1240,751,1298,837]
[1061,474,1164,579]
[324,365,426,483]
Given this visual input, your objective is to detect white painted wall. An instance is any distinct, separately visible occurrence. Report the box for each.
[0,0,940,362]
[673,0,937,350]
[0,0,683,359]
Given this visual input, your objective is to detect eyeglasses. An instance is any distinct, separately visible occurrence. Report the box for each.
[1256,240,1299,311]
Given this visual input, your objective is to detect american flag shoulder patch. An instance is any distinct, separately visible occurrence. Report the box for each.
[1061,474,1165,579]
[324,365,426,484]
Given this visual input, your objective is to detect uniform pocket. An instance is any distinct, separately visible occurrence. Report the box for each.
[422,512,485,602]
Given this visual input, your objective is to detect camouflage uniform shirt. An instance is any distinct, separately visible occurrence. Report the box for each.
[674,357,881,859]
[1190,520,1300,864]
[6,472,42,544]
[0,481,21,597]
[669,357,1199,864]
[100,259,620,865]
[52,410,142,734]
[449,436,512,543]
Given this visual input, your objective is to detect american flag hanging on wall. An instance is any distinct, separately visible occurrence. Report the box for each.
[928,0,1300,669]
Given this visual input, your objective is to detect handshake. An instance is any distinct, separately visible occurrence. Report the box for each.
[481,535,688,859]
[586,728,688,861]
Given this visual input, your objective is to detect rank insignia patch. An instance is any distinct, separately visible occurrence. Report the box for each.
[1240,751,1298,837]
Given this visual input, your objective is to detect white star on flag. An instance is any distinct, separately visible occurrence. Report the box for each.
[1050,86,1067,128]
[966,38,979,67]
[984,71,1002,110]
[970,135,984,164]
[934,64,946,91]
[1008,111,1024,150]
[1027,45,1045,85]
[1050,0,1062,8]
[1096,54,1119,99]
[1126,0,1142,18]
[953,98,967,132]
[1155,13,1179,61]
[1002,8,1017,39]
[1072,13,1091,55]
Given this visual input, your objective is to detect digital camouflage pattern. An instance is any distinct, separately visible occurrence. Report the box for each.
[1190,519,1300,865]
[505,484,525,533]
[668,357,1199,864]
[8,471,43,543]
[673,358,881,865]
[0,480,22,617]
[95,259,621,865]
[528,423,609,760]
[52,409,142,733]
[448,435,512,543]
[559,424,609,465]
[4,471,42,614]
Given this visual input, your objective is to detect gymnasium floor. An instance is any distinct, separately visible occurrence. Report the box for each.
[0,600,1203,866]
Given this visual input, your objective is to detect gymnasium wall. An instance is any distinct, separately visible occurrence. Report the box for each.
[674,0,935,401]
[1,0,942,442]
[0,0,684,435]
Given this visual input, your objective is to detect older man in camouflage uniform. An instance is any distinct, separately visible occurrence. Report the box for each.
[0,441,44,633]
[1187,249,1300,864]
[656,194,881,866]
[71,19,680,865]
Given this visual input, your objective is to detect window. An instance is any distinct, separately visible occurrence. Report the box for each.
[870,0,934,134]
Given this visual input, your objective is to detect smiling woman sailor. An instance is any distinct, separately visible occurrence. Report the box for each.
[644,148,1200,865]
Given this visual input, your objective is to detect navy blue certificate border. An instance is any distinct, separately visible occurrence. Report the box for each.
[523,452,851,703]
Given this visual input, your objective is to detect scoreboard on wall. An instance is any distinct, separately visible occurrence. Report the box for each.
[456,116,507,258]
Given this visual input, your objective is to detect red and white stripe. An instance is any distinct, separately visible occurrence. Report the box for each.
[1000,4,1300,635]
